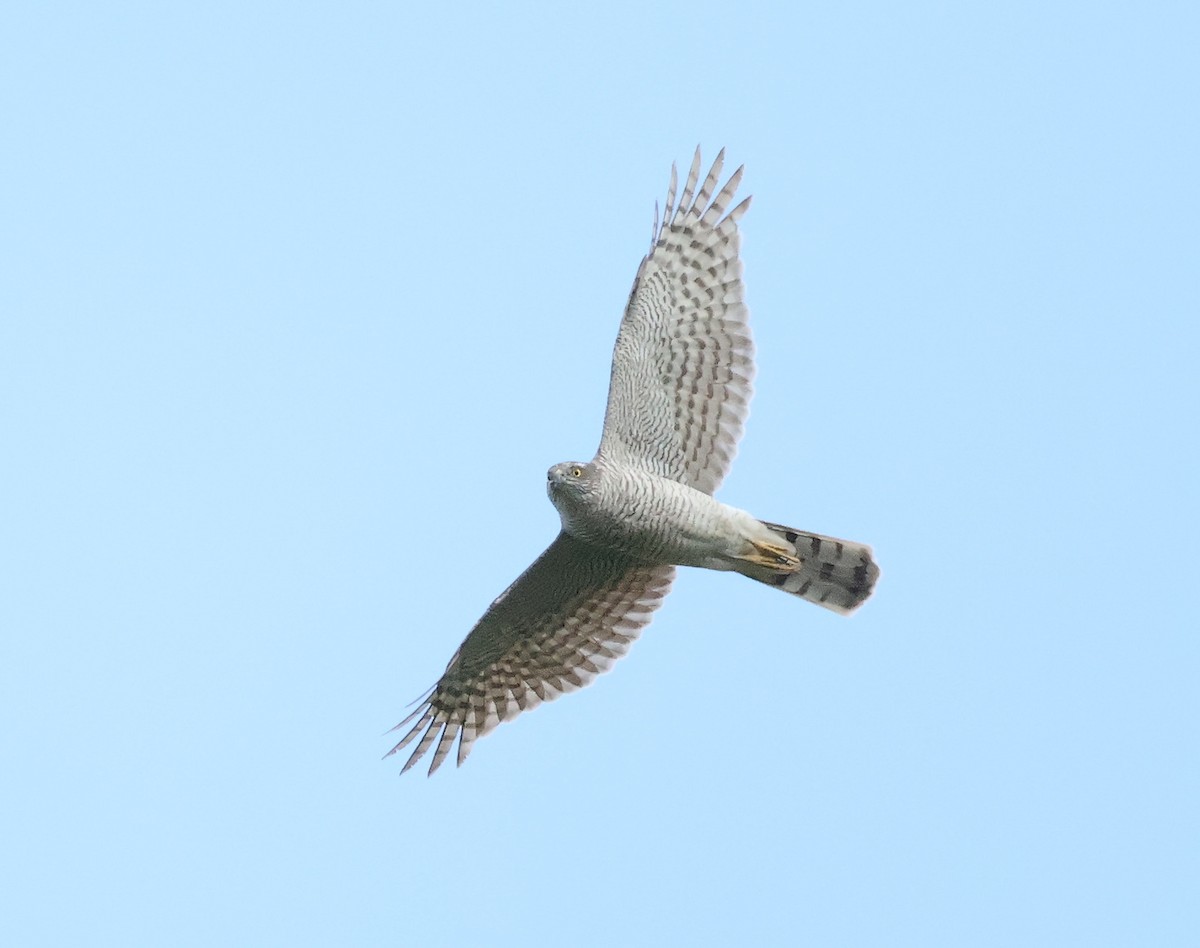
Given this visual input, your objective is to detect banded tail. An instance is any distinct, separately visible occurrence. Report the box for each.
[741,521,879,615]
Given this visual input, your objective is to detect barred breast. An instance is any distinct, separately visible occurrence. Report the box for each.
[581,463,760,569]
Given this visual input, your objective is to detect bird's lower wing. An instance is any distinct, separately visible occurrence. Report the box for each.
[386,532,675,776]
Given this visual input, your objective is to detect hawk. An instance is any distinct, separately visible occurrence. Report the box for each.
[388,149,879,775]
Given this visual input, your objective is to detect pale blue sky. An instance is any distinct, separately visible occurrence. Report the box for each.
[2,2,1196,946]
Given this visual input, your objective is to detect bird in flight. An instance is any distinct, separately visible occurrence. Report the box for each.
[388,149,879,775]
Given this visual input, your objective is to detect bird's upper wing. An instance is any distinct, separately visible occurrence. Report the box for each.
[596,148,754,496]
[387,532,675,776]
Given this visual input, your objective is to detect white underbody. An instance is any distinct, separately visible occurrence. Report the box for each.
[547,458,776,570]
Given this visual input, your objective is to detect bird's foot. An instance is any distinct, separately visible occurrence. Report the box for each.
[740,540,801,571]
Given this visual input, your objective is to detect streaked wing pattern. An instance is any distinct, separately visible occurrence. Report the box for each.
[386,532,675,775]
[597,148,754,495]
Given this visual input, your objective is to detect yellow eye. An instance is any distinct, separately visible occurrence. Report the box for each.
[570,466,583,477]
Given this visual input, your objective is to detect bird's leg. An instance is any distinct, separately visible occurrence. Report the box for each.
[738,539,801,571]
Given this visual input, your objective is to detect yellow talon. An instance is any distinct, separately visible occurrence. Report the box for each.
[742,540,800,571]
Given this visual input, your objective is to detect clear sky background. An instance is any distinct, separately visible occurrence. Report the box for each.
[2,2,1196,946]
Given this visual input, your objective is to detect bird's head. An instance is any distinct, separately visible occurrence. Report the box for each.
[546,460,598,508]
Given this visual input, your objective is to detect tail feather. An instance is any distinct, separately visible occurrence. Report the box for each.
[744,521,879,615]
